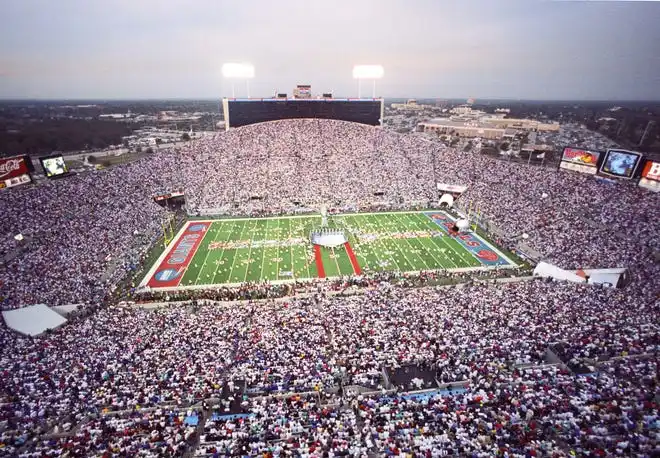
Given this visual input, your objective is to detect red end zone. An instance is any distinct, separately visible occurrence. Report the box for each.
[146,222,211,288]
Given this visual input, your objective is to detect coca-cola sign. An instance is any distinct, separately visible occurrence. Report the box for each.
[0,156,29,180]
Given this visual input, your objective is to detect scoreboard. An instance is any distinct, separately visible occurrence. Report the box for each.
[223,98,384,129]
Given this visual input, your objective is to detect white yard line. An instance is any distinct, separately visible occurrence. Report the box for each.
[371,213,430,272]
[275,220,282,281]
[210,221,239,284]
[417,213,475,268]
[416,213,472,268]
[422,211,516,267]
[388,213,437,271]
[331,247,342,274]
[192,224,221,285]
[392,213,448,269]
[243,221,257,283]
[259,220,270,281]
[367,216,405,273]
[227,220,249,283]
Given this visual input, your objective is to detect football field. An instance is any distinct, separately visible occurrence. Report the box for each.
[141,211,516,290]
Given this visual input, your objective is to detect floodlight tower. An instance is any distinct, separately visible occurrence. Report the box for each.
[222,62,255,98]
[353,65,384,98]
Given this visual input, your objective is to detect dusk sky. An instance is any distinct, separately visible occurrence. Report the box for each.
[1,0,659,100]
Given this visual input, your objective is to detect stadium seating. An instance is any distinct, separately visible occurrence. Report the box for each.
[0,118,657,456]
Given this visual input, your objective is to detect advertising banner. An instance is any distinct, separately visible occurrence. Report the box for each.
[559,147,601,175]
[0,156,30,181]
[638,160,660,192]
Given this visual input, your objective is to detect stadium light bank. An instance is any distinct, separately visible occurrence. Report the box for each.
[222,62,255,98]
[353,65,384,98]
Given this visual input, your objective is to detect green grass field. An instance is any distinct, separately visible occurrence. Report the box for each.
[141,211,516,290]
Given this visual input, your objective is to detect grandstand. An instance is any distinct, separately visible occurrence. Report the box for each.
[0,101,658,457]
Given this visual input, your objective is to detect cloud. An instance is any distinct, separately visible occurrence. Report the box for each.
[0,0,658,99]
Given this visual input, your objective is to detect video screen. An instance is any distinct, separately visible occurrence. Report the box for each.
[561,147,600,166]
[600,149,642,179]
[40,155,68,178]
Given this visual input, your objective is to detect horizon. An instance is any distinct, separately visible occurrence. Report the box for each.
[1,0,659,100]
[2,97,660,104]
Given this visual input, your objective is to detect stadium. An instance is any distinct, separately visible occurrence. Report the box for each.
[0,91,659,457]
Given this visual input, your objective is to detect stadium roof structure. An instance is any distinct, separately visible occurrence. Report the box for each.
[2,304,67,336]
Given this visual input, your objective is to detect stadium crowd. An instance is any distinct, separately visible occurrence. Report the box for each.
[1,119,658,308]
[2,282,658,456]
[0,119,658,456]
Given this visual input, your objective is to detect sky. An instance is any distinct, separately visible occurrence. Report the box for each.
[0,0,659,100]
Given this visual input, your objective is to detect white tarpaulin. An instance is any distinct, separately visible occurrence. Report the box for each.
[2,304,67,336]
[51,304,82,316]
[579,268,627,288]
[533,262,586,284]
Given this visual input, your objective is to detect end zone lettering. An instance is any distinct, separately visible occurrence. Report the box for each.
[146,221,211,288]
[167,234,202,265]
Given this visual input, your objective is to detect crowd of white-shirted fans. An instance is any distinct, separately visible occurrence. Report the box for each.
[0,119,657,457]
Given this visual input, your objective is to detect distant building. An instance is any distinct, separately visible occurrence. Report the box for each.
[527,131,538,144]
[450,105,473,115]
[418,107,559,140]
[419,119,505,139]
[503,128,518,139]
[484,117,559,132]
[99,113,129,119]
[391,99,424,110]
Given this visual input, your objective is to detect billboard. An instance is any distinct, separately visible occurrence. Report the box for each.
[559,147,601,175]
[599,149,642,179]
[638,160,660,192]
[0,156,31,181]
[223,98,383,129]
[0,155,32,190]
[40,155,69,178]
